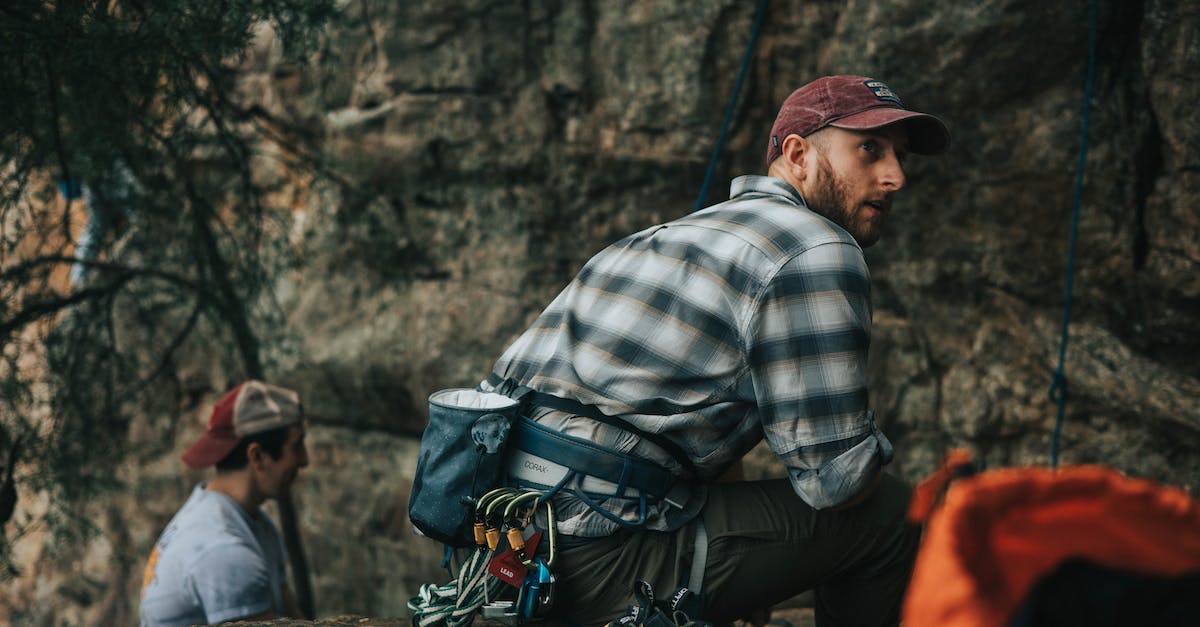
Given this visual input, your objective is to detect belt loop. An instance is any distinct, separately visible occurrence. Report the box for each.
[688,518,708,595]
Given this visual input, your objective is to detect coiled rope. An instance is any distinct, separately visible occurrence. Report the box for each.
[407,487,556,626]
[408,545,506,627]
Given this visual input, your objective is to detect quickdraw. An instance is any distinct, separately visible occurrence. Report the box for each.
[409,487,558,626]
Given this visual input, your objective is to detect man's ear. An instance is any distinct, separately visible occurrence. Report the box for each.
[246,441,265,470]
[781,134,809,175]
[771,133,811,184]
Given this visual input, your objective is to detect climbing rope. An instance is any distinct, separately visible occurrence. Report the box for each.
[408,545,507,627]
[693,0,769,213]
[408,487,556,626]
[1050,0,1099,468]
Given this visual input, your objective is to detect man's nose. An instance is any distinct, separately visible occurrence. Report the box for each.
[880,153,906,191]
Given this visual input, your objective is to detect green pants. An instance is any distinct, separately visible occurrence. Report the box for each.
[548,474,919,626]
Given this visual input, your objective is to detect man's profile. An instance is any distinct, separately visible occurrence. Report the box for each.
[139,380,309,627]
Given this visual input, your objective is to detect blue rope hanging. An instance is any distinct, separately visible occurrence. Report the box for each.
[1050,0,1099,468]
[693,0,769,213]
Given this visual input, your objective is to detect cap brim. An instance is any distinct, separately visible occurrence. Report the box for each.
[831,108,951,155]
[181,433,240,468]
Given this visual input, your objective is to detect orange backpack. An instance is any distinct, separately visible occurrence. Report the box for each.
[903,452,1200,626]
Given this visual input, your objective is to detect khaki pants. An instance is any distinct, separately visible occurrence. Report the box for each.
[548,474,919,626]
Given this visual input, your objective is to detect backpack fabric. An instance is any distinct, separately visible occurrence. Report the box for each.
[903,456,1200,626]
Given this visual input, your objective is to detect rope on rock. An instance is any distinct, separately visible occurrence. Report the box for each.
[1050,0,1099,468]
[693,0,770,213]
[407,546,506,627]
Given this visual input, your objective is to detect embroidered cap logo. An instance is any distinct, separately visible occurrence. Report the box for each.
[864,80,904,106]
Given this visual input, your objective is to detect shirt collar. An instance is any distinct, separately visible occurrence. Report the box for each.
[729,175,806,207]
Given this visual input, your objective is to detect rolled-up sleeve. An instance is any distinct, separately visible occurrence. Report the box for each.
[746,240,891,509]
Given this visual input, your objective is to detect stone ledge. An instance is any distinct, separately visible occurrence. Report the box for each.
[231,617,407,627]
[226,607,816,627]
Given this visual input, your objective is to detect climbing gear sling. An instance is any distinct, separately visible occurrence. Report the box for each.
[486,375,712,623]
[603,579,712,627]
[409,486,560,626]
[408,376,703,625]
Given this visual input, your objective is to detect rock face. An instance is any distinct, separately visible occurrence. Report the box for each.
[4,0,1199,624]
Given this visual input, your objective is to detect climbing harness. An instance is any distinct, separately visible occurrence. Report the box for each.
[485,376,711,623]
[488,374,696,476]
[505,414,690,529]
[408,375,710,625]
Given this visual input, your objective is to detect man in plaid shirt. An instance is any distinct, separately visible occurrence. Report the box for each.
[486,75,949,626]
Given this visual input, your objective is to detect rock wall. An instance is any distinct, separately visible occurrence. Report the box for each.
[3,0,1198,624]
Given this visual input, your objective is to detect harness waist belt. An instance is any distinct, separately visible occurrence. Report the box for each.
[508,417,677,499]
[485,373,696,474]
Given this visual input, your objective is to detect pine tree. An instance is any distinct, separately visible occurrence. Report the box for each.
[0,1,338,615]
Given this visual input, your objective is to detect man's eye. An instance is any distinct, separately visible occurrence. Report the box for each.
[860,141,877,154]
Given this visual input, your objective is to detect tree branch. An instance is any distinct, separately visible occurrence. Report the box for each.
[0,255,200,292]
[0,277,131,339]
[133,295,205,395]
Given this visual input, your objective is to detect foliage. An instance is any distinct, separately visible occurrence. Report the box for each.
[0,0,337,574]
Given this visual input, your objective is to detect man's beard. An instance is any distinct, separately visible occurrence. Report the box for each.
[803,156,884,248]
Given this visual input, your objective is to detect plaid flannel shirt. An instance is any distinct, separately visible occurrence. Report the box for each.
[487,175,893,536]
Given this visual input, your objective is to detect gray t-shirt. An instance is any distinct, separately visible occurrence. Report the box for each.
[140,484,288,627]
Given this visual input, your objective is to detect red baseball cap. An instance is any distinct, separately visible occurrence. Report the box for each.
[765,75,950,164]
[181,380,303,468]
